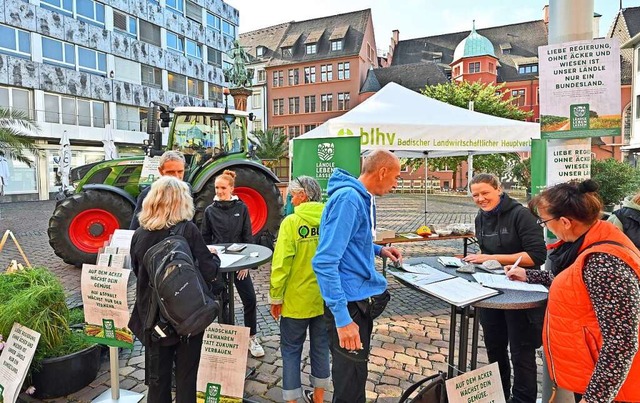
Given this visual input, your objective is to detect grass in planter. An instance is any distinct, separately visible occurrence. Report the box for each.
[0,267,89,368]
[68,307,85,327]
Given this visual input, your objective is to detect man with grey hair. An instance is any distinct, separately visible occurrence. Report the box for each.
[129,150,187,229]
[312,149,402,403]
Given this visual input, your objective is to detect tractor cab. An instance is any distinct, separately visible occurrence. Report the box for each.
[168,107,249,181]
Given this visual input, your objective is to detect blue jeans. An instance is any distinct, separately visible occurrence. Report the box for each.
[280,315,330,401]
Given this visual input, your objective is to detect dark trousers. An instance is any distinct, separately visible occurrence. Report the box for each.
[234,271,257,336]
[146,333,204,403]
[479,308,542,403]
[324,303,373,403]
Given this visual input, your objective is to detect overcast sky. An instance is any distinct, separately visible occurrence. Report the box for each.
[226,0,632,52]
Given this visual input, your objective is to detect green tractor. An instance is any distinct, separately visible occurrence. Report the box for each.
[48,103,283,266]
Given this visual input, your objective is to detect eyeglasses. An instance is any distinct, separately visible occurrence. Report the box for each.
[536,217,557,227]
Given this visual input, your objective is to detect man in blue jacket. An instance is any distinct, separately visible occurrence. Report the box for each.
[312,149,402,403]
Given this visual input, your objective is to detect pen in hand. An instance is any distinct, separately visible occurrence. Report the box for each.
[505,256,522,281]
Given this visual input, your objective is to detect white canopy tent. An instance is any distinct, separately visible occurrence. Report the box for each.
[293,82,540,218]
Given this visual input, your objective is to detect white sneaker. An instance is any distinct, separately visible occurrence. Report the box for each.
[249,336,265,357]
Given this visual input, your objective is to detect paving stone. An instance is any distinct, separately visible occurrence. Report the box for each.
[0,194,548,402]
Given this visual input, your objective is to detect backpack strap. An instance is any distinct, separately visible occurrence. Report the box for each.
[170,221,188,237]
[398,372,445,403]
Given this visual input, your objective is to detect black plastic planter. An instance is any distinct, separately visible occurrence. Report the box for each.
[31,344,101,399]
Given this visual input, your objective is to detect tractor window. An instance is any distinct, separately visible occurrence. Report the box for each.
[172,113,245,167]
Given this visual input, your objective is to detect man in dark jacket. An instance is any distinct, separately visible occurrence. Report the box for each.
[129,150,186,230]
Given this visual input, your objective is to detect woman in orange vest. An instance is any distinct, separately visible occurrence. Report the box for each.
[507,179,640,403]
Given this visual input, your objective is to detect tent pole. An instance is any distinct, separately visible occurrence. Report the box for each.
[467,154,474,195]
[424,156,428,225]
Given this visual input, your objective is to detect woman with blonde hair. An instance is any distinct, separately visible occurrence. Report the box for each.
[129,176,221,403]
[201,169,264,357]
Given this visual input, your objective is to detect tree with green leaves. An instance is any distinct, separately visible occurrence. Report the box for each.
[591,158,640,206]
[250,129,288,168]
[417,81,533,184]
[0,107,40,166]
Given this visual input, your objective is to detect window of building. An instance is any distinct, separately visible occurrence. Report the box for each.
[518,64,538,74]
[272,126,284,136]
[338,62,350,80]
[256,46,264,57]
[207,47,221,66]
[331,40,342,51]
[637,96,640,119]
[0,86,32,117]
[304,95,316,113]
[469,62,480,73]
[78,46,107,74]
[273,98,284,115]
[252,119,262,131]
[209,84,223,104]
[288,125,300,139]
[166,31,184,53]
[42,37,75,68]
[223,61,232,72]
[511,89,525,106]
[433,55,442,63]
[257,69,266,82]
[288,97,299,114]
[304,66,316,84]
[113,57,139,82]
[367,43,373,61]
[489,62,494,73]
[187,77,204,98]
[206,13,221,31]
[166,0,184,15]
[304,124,317,133]
[185,1,201,22]
[638,49,640,72]
[40,0,73,16]
[222,20,235,38]
[282,47,292,58]
[168,72,187,94]
[272,70,283,87]
[140,20,161,47]
[306,43,317,55]
[116,104,147,131]
[0,24,31,58]
[44,93,105,127]
[252,90,261,109]
[337,92,350,110]
[186,39,202,59]
[113,10,137,37]
[288,68,299,85]
[321,64,332,82]
[320,93,333,112]
[76,0,105,26]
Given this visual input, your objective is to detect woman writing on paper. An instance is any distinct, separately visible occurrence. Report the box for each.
[511,179,640,403]
[200,169,264,358]
[463,173,546,403]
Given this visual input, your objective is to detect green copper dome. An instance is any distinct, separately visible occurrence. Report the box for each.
[453,21,496,61]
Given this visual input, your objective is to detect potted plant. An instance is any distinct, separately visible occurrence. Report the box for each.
[591,158,640,211]
[0,266,101,399]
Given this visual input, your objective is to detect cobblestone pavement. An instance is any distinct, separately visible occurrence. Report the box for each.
[0,193,544,402]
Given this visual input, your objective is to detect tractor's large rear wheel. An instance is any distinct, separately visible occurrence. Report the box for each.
[48,190,134,267]
[194,167,283,237]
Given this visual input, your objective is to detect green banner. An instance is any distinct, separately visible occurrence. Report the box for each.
[292,137,361,199]
[530,139,547,197]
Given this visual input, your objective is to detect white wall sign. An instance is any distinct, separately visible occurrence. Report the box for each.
[546,138,592,186]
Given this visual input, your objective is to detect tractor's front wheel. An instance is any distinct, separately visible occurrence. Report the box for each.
[48,190,133,267]
[194,167,283,237]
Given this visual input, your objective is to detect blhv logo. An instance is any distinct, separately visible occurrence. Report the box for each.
[298,225,319,238]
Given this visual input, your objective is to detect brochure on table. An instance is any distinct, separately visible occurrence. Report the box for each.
[197,323,250,402]
[472,273,549,293]
[81,264,134,348]
[446,362,505,403]
[388,266,499,307]
[0,323,40,403]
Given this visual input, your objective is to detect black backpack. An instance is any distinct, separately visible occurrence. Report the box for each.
[143,222,218,337]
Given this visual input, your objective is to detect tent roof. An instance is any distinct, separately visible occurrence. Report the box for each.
[296,82,539,157]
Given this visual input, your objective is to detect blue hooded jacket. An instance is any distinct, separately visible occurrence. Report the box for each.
[312,168,386,327]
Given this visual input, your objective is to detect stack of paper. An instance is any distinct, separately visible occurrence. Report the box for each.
[438,256,464,267]
[419,277,500,307]
[472,273,548,293]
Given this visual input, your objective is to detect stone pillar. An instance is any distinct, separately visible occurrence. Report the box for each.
[229,87,252,112]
